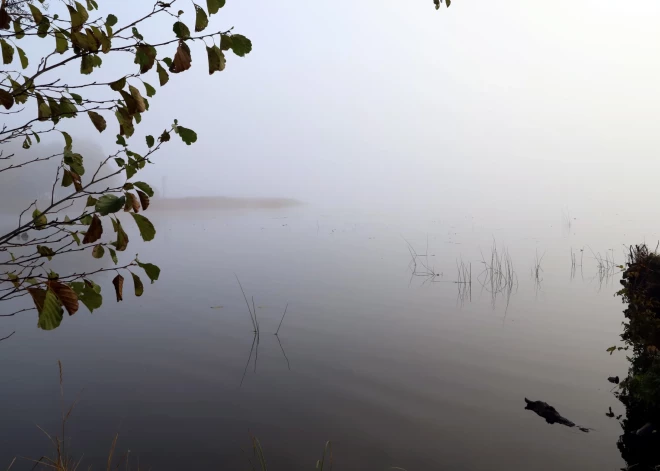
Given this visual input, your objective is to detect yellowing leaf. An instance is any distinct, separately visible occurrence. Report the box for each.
[131,272,144,297]
[37,289,64,330]
[129,85,146,113]
[92,244,105,258]
[87,111,107,132]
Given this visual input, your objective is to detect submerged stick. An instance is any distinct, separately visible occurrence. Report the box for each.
[235,274,256,332]
[275,303,289,336]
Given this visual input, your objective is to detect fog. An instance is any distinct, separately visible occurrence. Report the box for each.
[8,0,660,215]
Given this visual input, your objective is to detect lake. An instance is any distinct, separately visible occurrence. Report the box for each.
[0,202,645,470]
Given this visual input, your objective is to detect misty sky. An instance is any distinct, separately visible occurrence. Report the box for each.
[19,0,660,213]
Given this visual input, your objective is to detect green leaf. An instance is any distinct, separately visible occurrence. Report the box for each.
[109,247,118,265]
[87,110,106,132]
[55,30,68,53]
[220,34,232,51]
[110,77,126,91]
[67,4,84,33]
[126,163,137,179]
[33,209,47,229]
[37,245,55,260]
[106,14,118,27]
[133,181,154,197]
[157,62,169,86]
[80,215,93,225]
[95,194,125,216]
[116,135,127,146]
[38,289,64,330]
[69,93,83,105]
[229,34,252,57]
[70,281,103,313]
[131,272,144,297]
[206,45,225,75]
[162,57,173,68]
[134,44,157,74]
[85,196,97,207]
[143,82,156,97]
[62,169,73,187]
[29,4,43,24]
[173,21,190,39]
[36,94,51,121]
[16,46,27,69]
[207,0,225,15]
[59,96,77,118]
[131,213,156,241]
[47,96,61,124]
[132,26,143,41]
[70,231,81,246]
[194,4,208,32]
[13,20,25,40]
[60,131,73,148]
[1,39,14,65]
[138,260,160,283]
[176,126,197,145]
[116,106,135,135]
[92,244,105,259]
[81,54,94,74]
[36,16,50,38]
[607,346,616,355]
[63,147,85,175]
[146,135,155,148]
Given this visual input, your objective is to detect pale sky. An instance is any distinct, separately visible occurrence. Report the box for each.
[20,0,660,212]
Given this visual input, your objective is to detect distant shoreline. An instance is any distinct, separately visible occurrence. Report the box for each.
[149,196,303,211]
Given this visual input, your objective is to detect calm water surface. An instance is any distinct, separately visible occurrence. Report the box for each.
[1,203,651,470]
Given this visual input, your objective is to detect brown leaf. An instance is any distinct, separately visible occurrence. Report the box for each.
[82,214,103,244]
[0,88,13,109]
[114,219,129,251]
[124,192,140,212]
[129,85,146,113]
[0,5,11,30]
[28,287,47,312]
[170,41,191,74]
[71,171,83,192]
[112,274,124,302]
[48,281,79,315]
[136,190,150,210]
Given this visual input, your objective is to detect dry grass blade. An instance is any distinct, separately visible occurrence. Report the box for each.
[316,441,333,471]
[250,434,268,471]
[478,239,518,310]
[106,434,119,471]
